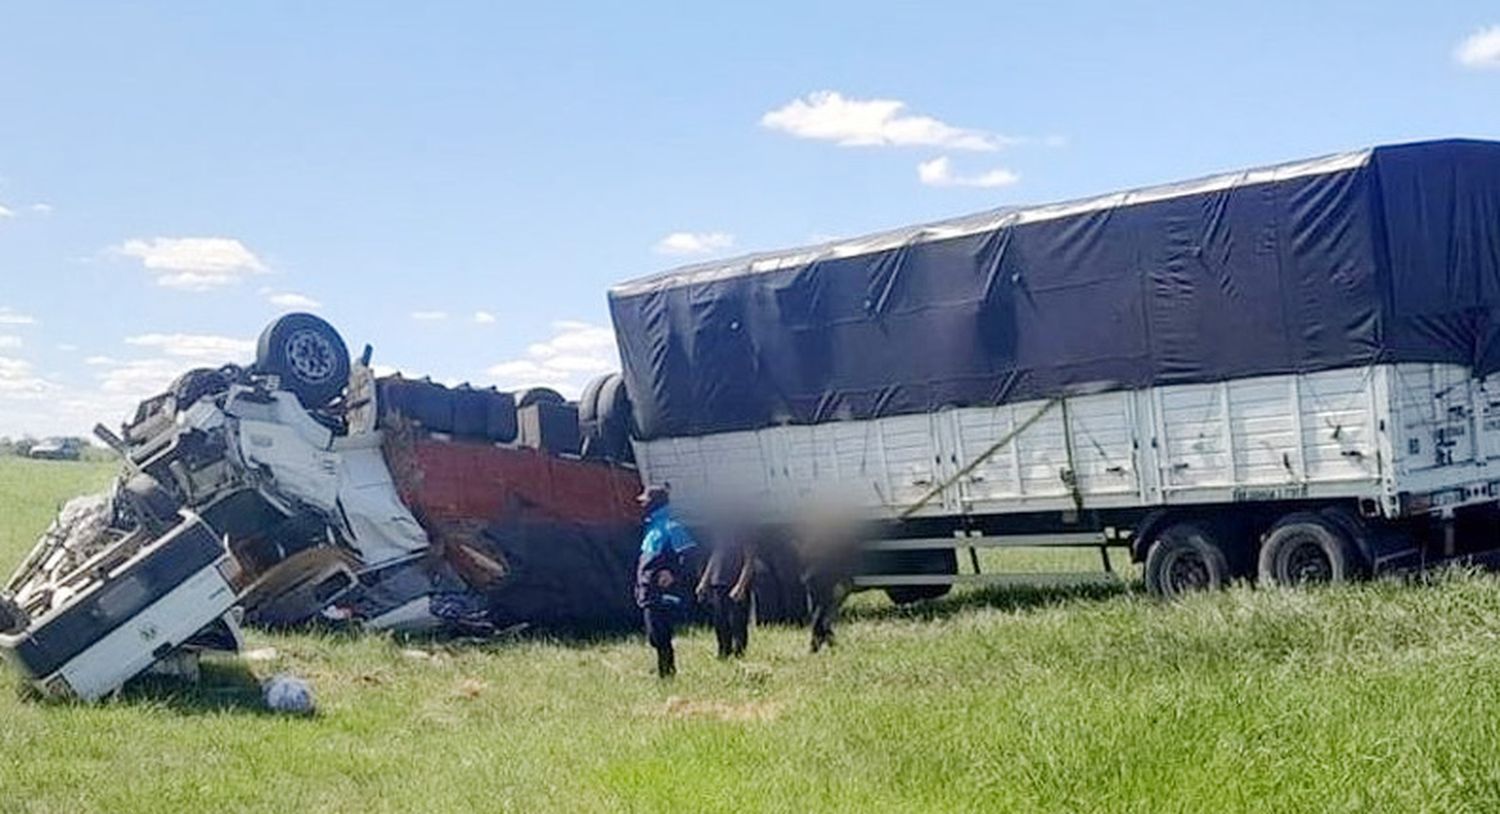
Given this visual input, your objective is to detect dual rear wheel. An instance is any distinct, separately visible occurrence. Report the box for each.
[1143,511,1366,598]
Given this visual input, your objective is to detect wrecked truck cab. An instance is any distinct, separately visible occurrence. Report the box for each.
[3,311,651,701]
[0,512,243,701]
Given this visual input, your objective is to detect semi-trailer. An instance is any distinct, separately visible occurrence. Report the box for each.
[606,139,1500,599]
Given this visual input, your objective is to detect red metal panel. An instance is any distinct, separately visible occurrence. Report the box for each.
[395,439,641,528]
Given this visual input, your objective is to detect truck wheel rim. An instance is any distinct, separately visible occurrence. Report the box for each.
[1163,548,1210,595]
[285,329,335,383]
[1284,539,1332,583]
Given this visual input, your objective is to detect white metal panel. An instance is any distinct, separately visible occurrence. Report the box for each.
[872,413,944,508]
[1478,377,1500,461]
[952,405,1022,502]
[633,363,1500,524]
[1297,367,1378,482]
[1392,363,1475,473]
[1158,382,1232,488]
[1225,376,1298,484]
[54,565,236,700]
[1014,403,1072,498]
[1064,392,1137,495]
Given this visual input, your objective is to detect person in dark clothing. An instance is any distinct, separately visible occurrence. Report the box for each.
[635,485,698,678]
[796,513,861,654]
[696,530,754,658]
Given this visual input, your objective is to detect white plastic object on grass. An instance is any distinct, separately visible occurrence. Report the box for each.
[263,674,316,715]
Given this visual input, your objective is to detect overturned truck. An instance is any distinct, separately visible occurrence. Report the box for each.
[0,314,649,699]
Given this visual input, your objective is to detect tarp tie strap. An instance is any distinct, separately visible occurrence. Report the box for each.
[898,398,1061,520]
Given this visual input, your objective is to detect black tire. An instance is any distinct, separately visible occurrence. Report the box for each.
[1258,512,1363,587]
[868,548,957,604]
[1144,521,1234,599]
[516,387,565,409]
[170,367,230,411]
[255,313,350,408]
[484,389,518,443]
[595,374,635,461]
[451,385,488,439]
[577,374,609,427]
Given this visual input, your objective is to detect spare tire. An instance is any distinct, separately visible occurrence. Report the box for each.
[255,313,350,408]
[516,387,566,409]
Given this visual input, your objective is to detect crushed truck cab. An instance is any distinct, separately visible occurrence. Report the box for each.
[1,313,643,700]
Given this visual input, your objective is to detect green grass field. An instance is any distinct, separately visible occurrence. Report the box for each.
[4,456,1500,812]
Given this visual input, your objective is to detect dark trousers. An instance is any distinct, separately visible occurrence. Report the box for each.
[643,606,676,677]
[806,574,841,653]
[709,586,750,658]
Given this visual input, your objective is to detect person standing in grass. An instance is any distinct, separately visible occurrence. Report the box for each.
[696,525,755,659]
[796,511,861,654]
[635,484,698,678]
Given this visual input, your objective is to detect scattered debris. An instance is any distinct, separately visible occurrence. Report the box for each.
[454,678,488,699]
[263,674,316,715]
[242,647,280,663]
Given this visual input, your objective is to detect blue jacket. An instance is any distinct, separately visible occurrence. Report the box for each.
[636,506,698,609]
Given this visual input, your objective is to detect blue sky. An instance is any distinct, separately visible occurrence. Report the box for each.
[2,2,1499,438]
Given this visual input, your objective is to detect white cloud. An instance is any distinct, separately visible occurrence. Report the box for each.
[484,320,619,397]
[115,237,269,291]
[84,355,119,366]
[0,335,20,349]
[654,231,735,256]
[411,310,449,321]
[268,291,321,309]
[0,356,57,399]
[96,358,183,395]
[762,91,1017,151]
[30,203,53,215]
[0,307,37,325]
[1456,25,1500,69]
[473,311,497,325]
[917,156,1020,189]
[56,343,77,352]
[124,333,254,361]
[0,204,13,219]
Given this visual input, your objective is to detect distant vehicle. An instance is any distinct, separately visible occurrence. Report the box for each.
[27,438,83,461]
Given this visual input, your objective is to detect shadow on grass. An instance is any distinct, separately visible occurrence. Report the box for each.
[846,579,1140,625]
[110,659,280,716]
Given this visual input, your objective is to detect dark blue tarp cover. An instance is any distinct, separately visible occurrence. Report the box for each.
[609,140,1500,441]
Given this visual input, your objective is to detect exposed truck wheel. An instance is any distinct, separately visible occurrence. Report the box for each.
[1144,522,1233,599]
[516,387,565,408]
[255,313,350,408]
[1258,512,1363,586]
[867,548,957,604]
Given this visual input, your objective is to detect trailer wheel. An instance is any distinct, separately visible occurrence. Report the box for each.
[1144,522,1233,599]
[255,313,351,408]
[1258,513,1361,587]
